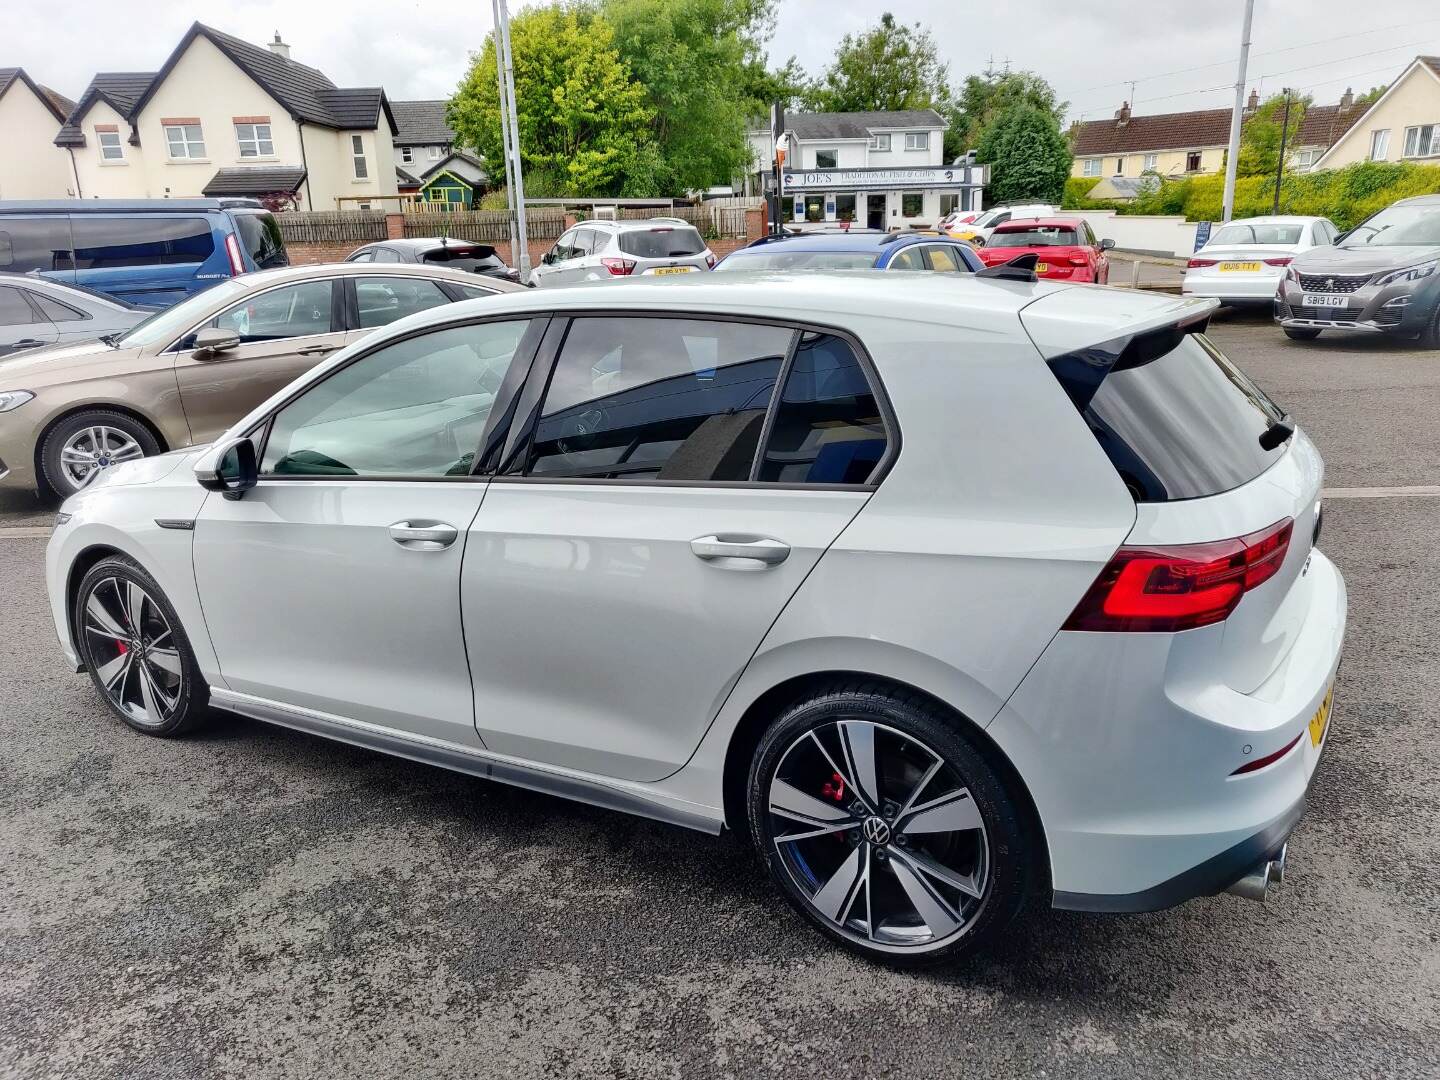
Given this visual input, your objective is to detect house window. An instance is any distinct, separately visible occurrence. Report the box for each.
[1403,124,1440,158]
[351,134,369,179]
[1114,158,1124,175]
[164,123,206,160]
[901,192,924,217]
[868,133,891,152]
[401,146,413,163]
[939,194,959,215]
[814,148,839,169]
[235,123,274,158]
[96,128,124,162]
[1082,158,1101,177]
[1370,129,1391,160]
[1292,148,1318,169]
[429,146,442,160]
[1185,150,1202,172]
[1142,153,1158,171]
[904,131,929,151]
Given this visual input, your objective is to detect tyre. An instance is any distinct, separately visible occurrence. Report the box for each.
[746,682,1039,966]
[74,555,209,736]
[40,410,161,496]
[1282,327,1322,341]
[1419,300,1440,349]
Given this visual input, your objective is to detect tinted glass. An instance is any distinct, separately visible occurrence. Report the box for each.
[991,226,1078,246]
[421,245,503,271]
[529,318,792,482]
[30,293,85,321]
[1078,334,1285,502]
[233,212,288,269]
[71,215,215,268]
[262,320,533,477]
[0,287,33,326]
[618,227,705,258]
[355,276,451,329]
[758,332,887,485]
[0,216,72,272]
[713,250,878,271]
[212,280,333,341]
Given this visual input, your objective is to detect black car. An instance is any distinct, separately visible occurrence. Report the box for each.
[346,237,520,283]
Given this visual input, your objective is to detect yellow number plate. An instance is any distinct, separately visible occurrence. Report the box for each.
[1035,262,1049,272]
[1309,684,1334,747]
[653,266,694,276]
[1219,261,1263,272]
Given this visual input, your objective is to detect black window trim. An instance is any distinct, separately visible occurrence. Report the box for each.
[19,286,91,324]
[491,308,900,492]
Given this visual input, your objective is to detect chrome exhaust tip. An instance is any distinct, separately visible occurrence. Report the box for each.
[1225,843,1288,903]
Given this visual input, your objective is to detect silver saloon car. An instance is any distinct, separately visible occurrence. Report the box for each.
[0,274,145,358]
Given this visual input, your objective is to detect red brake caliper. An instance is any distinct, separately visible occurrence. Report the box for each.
[820,771,846,803]
[115,640,128,654]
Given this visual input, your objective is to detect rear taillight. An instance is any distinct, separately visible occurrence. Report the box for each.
[1264,256,1293,266]
[1187,257,1218,268]
[224,233,245,275]
[1067,254,1089,266]
[1063,518,1293,633]
[705,252,717,269]
[601,257,636,276]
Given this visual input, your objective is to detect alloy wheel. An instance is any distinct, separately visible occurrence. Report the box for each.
[60,426,144,490]
[82,577,184,728]
[766,719,990,952]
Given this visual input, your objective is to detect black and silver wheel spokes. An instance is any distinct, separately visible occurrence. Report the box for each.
[83,577,182,727]
[768,720,990,950]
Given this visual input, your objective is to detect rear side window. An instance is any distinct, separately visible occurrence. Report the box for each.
[0,216,72,272]
[30,293,86,321]
[1069,333,1284,502]
[0,286,33,326]
[618,227,705,258]
[758,332,888,485]
[233,212,288,270]
[71,215,215,268]
[528,317,792,482]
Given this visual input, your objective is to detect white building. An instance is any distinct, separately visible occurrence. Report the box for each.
[0,67,74,198]
[390,99,454,188]
[746,109,986,229]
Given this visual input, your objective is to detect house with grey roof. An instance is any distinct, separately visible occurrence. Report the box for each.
[52,23,399,209]
[745,109,986,230]
[391,99,455,181]
[0,67,75,198]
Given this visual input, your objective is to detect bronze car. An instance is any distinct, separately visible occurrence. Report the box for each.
[0,263,523,496]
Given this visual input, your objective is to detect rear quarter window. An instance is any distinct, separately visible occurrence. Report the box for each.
[233,212,288,270]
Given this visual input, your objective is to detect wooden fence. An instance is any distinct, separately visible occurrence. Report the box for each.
[275,210,388,244]
[403,208,568,242]
[612,203,753,238]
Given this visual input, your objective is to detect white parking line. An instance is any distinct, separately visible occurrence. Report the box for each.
[1322,486,1440,500]
[0,527,53,539]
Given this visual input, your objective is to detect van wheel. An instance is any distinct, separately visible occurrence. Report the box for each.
[747,682,1039,966]
[40,410,160,496]
[1282,327,1322,341]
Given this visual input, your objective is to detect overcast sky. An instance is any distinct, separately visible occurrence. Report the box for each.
[11,0,1440,123]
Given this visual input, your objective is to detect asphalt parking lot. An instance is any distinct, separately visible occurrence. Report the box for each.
[2,310,1438,1079]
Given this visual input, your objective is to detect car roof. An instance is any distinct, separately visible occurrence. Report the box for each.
[231,262,526,292]
[579,217,700,231]
[735,233,957,254]
[363,237,496,251]
[1213,215,1320,225]
[993,217,1085,230]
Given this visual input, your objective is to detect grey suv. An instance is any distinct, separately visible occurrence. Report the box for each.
[530,218,716,288]
[1275,194,1440,345]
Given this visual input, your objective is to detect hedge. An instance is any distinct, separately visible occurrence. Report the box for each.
[1125,161,1440,230]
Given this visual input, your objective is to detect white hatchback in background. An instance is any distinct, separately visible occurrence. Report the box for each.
[530,218,716,287]
[951,204,1058,245]
[1183,216,1339,306]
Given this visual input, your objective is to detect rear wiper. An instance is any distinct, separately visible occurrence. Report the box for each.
[1259,414,1295,451]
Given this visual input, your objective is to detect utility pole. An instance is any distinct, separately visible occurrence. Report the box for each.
[490,0,530,279]
[1221,0,1255,223]
[1273,89,1292,215]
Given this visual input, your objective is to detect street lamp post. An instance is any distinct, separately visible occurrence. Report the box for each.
[1221,0,1255,223]
[489,0,530,279]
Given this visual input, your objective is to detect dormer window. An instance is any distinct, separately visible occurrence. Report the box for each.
[96,127,124,162]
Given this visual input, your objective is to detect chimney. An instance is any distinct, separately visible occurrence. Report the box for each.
[268,32,291,60]
[1115,101,1131,127]
[1340,86,1354,108]
[1246,88,1259,112]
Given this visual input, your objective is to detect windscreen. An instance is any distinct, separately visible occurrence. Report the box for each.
[991,226,1078,246]
[713,251,878,271]
[1340,201,1440,247]
[114,279,248,348]
[618,227,705,258]
[1210,222,1303,245]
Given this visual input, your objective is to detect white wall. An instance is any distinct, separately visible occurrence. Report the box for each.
[864,127,944,167]
[0,80,72,198]
[70,98,150,198]
[1068,210,1200,257]
[797,140,868,168]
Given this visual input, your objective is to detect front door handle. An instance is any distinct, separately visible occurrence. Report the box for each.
[389,520,459,551]
[691,534,791,568]
[297,343,339,357]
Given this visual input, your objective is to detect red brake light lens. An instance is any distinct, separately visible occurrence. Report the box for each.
[705,252,717,269]
[600,257,636,276]
[1187,257,1218,268]
[1263,256,1293,266]
[224,232,245,275]
[1064,518,1293,633]
[1067,254,1090,266]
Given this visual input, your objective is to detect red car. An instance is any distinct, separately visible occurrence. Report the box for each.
[977,217,1114,284]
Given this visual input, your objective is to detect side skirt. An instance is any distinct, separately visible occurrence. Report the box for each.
[209,687,724,835]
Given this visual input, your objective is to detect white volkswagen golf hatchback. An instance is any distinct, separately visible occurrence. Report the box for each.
[45,270,1346,964]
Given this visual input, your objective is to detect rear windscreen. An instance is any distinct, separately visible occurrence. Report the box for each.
[618,227,705,258]
[714,251,878,271]
[1072,333,1286,502]
[233,212,288,269]
[422,247,501,272]
[992,227,1077,246]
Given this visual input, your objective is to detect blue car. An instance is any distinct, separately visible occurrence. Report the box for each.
[713,230,983,274]
[0,199,287,309]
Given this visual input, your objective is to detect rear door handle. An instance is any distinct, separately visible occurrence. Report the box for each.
[690,534,791,567]
[297,343,339,357]
[389,520,459,551]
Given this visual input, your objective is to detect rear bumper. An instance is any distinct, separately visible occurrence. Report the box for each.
[1183,271,1284,302]
[987,549,1346,911]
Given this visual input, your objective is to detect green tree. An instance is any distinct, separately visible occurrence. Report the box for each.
[951,70,1064,156]
[602,0,774,192]
[1237,92,1311,178]
[448,6,654,197]
[804,13,951,115]
[741,55,811,112]
[975,103,1072,204]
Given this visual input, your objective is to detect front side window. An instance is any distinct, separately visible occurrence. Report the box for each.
[758,332,888,485]
[1370,128,1391,160]
[210,280,333,342]
[1403,124,1440,158]
[814,148,839,169]
[923,245,965,272]
[551,229,577,261]
[868,133,891,152]
[528,317,793,482]
[96,128,124,161]
[887,247,926,271]
[904,131,929,151]
[351,134,369,179]
[71,216,215,268]
[235,122,274,157]
[262,320,533,477]
[901,192,923,217]
[354,276,451,329]
[164,124,206,159]
[1082,158,1101,177]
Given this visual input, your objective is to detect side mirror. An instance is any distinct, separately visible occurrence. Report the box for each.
[1100,238,1116,251]
[192,326,241,359]
[1332,230,1349,245]
[194,436,257,499]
